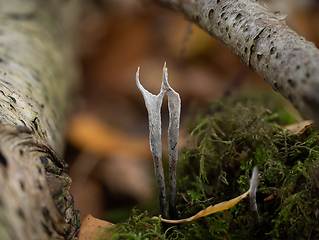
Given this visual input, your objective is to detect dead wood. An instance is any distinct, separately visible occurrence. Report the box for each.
[156,0,319,124]
[0,1,81,239]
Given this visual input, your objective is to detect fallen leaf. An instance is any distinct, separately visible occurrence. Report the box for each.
[264,194,275,201]
[78,214,115,240]
[152,189,250,223]
[95,156,154,204]
[281,120,314,134]
[67,113,151,160]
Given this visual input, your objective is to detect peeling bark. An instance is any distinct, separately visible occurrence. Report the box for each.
[0,1,81,240]
[156,0,319,124]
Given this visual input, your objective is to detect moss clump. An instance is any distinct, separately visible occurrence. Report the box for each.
[100,208,166,240]
[177,91,319,239]
[104,91,319,240]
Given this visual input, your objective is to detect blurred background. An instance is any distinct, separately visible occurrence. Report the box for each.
[64,0,319,223]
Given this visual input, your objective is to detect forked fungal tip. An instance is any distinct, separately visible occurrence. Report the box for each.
[162,66,169,87]
[136,67,142,87]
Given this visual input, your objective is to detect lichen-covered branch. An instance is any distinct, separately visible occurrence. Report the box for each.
[0,125,79,240]
[155,0,319,124]
[0,1,81,239]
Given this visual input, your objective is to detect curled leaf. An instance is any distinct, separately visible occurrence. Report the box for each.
[152,167,259,224]
[152,189,250,223]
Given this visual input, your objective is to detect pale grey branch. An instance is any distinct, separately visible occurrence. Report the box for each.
[155,0,319,124]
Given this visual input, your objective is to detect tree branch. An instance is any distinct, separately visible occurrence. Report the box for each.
[156,0,319,123]
[0,1,81,239]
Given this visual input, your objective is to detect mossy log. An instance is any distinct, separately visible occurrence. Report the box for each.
[156,0,319,124]
[0,1,81,240]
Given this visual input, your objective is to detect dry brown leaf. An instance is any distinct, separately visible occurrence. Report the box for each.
[281,120,314,134]
[95,156,154,204]
[67,113,151,160]
[264,194,275,201]
[71,178,106,221]
[78,214,115,240]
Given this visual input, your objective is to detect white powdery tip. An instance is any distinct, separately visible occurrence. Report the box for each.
[249,167,259,197]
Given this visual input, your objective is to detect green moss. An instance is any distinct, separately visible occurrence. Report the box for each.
[102,91,319,239]
[101,208,166,240]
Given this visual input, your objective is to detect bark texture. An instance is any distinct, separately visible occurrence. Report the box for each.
[0,1,80,239]
[156,0,319,123]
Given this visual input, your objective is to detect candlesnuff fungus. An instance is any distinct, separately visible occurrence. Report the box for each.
[162,65,181,220]
[136,63,181,220]
[152,167,259,224]
[136,66,167,219]
[249,166,261,227]
[137,65,260,225]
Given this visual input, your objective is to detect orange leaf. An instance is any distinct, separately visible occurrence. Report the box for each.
[67,113,151,160]
[281,120,313,134]
[78,214,115,240]
[152,189,250,224]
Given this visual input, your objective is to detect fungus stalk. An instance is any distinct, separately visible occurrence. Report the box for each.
[136,64,181,220]
[162,65,181,220]
[136,67,168,219]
